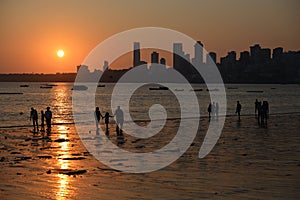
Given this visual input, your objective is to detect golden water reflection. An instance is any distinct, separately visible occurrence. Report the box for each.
[56,124,71,200]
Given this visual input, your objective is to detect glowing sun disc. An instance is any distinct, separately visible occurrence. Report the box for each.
[57,50,64,58]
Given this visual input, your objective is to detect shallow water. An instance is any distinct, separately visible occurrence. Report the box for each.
[0,82,300,128]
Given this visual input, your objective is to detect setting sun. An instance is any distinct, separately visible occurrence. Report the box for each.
[57,49,64,58]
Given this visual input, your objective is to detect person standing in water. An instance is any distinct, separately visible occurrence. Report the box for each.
[114,106,124,135]
[207,103,212,121]
[255,99,259,118]
[45,107,52,131]
[40,110,45,132]
[30,107,39,132]
[236,101,242,121]
[94,107,103,130]
[103,112,113,133]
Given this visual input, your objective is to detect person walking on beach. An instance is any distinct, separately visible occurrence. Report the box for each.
[103,112,113,133]
[255,99,259,117]
[257,101,262,125]
[40,110,45,132]
[236,101,242,121]
[30,107,39,132]
[45,107,52,131]
[114,106,124,135]
[207,103,212,121]
[94,107,103,130]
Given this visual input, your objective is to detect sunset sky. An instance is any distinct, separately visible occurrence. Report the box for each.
[0,0,299,73]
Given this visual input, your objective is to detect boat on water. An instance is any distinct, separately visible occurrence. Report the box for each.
[247,90,264,93]
[227,87,238,90]
[72,85,88,91]
[206,88,219,92]
[40,86,53,89]
[191,89,203,92]
[149,86,169,90]
[20,84,29,87]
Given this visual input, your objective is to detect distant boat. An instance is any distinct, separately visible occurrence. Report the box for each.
[20,84,29,87]
[72,85,88,91]
[97,84,105,87]
[149,86,169,90]
[190,89,202,92]
[247,90,264,93]
[40,86,53,89]
[227,87,238,90]
[0,92,23,95]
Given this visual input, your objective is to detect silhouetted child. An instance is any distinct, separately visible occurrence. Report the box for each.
[236,101,241,121]
[103,112,113,133]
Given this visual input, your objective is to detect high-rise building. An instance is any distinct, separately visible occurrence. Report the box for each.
[102,60,109,71]
[151,51,159,63]
[239,51,250,65]
[272,47,283,60]
[133,42,141,67]
[192,41,203,67]
[206,52,217,65]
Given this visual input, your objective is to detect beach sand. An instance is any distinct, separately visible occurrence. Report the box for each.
[0,114,299,199]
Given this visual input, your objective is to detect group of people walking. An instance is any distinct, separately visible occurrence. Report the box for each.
[207,102,219,121]
[207,99,269,126]
[255,99,269,127]
[94,106,124,135]
[30,107,52,133]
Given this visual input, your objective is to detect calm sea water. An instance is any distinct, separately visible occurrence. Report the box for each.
[0,82,300,128]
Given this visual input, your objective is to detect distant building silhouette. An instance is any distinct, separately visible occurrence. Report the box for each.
[133,42,141,67]
[151,51,159,63]
[192,41,203,67]
[206,52,217,65]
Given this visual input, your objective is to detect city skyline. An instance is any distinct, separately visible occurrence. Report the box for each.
[0,0,299,73]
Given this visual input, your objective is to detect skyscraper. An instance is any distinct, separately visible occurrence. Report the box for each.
[151,51,159,63]
[192,41,203,67]
[133,42,141,67]
[206,52,217,65]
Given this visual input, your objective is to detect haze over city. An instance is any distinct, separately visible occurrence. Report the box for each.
[0,0,299,73]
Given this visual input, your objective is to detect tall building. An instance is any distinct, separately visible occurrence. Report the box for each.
[272,47,283,60]
[151,51,159,63]
[192,41,203,67]
[102,60,109,71]
[239,51,250,65]
[133,42,141,67]
[206,52,217,65]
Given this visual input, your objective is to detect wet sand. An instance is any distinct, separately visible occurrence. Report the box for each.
[0,114,299,199]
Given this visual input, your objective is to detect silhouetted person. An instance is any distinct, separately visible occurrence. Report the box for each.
[255,99,259,117]
[236,101,241,121]
[30,107,39,132]
[103,112,113,133]
[207,103,212,121]
[257,101,262,125]
[40,110,45,132]
[94,107,103,130]
[114,106,124,135]
[45,107,52,131]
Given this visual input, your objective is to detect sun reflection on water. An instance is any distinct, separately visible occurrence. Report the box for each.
[55,124,71,200]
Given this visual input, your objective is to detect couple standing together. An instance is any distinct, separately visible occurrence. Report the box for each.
[95,106,124,135]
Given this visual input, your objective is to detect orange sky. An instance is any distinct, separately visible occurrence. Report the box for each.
[0,0,299,73]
